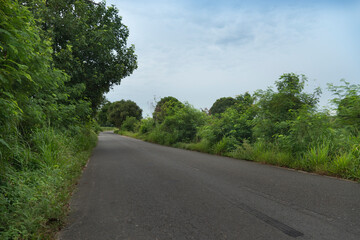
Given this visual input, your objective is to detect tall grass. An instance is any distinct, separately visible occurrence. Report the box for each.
[0,127,97,239]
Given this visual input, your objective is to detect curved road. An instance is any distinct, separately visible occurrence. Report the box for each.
[58,132,360,240]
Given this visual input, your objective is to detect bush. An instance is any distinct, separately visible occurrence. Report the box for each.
[139,118,155,134]
[231,140,255,160]
[213,136,239,155]
[160,103,206,143]
[146,125,178,145]
[121,116,139,132]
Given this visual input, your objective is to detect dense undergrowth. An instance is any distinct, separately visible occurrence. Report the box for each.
[0,127,97,239]
[114,76,360,181]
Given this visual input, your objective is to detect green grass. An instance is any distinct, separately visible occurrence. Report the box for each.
[100,126,118,131]
[114,130,139,138]
[0,127,97,239]
[174,139,213,153]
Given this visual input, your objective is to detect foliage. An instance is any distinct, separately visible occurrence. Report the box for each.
[153,96,184,123]
[108,100,142,129]
[119,73,360,181]
[0,1,135,238]
[197,98,255,148]
[160,103,206,143]
[328,80,360,133]
[209,93,255,116]
[209,97,237,115]
[21,0,138,111]
[97,100,112,126]
[138,117,155,134]
[253,73,321,141]
[277,107,333,154]
[121,116,139,132]
[0,127,97,239]
[0,0,89,161]
[100,126,118,131]
[213,136,238,155]
[233,92,255,113]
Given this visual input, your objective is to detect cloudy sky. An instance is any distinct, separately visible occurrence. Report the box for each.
[103,0,360,116]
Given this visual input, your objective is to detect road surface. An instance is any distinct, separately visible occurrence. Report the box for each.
[58,131,360,240]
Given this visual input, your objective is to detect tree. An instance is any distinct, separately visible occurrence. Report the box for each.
[234,92,255,114]
[160,103,206,143]
[329,80,360,133]
[209,97,237,115]
[253,73,321,140]
[108,100,142,128]
[153,96,184,123]
[21,0,138,111]
[97,100,112,126]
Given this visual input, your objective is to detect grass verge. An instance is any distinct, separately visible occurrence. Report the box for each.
[100,127,118,132]
[0,127,98,239]
[116,131,360,182]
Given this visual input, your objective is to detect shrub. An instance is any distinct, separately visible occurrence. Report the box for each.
[121,116,139,132]
[231,140,255,160]
[138,118,155,134]
[161,103,206,143]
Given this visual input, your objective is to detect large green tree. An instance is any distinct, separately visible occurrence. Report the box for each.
[108,100,142,128]
[21,0,138,111]
[153,96,184,123]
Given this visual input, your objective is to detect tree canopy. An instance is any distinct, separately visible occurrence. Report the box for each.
[108,100,142,128]
[253,73,321,140]
[153,96,184,123]
[329,80,360,133]
[209,97,237,115]
[21,0,138,111]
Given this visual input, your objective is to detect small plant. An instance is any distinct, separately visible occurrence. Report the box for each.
[329,152,353,177]
[301,141,331,171]
[231,140,255,160]
[213,136,238,155]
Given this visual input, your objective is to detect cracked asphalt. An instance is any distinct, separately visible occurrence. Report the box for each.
[58,131,360,240]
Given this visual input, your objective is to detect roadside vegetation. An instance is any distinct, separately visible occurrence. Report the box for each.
[103,74,360,181]
[0,0,136,239]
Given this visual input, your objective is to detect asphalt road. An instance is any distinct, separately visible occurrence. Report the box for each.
[58,132,360,240]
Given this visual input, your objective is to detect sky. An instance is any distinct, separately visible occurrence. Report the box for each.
[102,0,360,116]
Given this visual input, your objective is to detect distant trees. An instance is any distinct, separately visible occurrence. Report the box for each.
[112,74,360,180]
[153,96,184,123]
[209,97,237,115]
[98,100,142,129]
[97,101,112,126]
[108,100,142,128]
[159,102,206,143]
